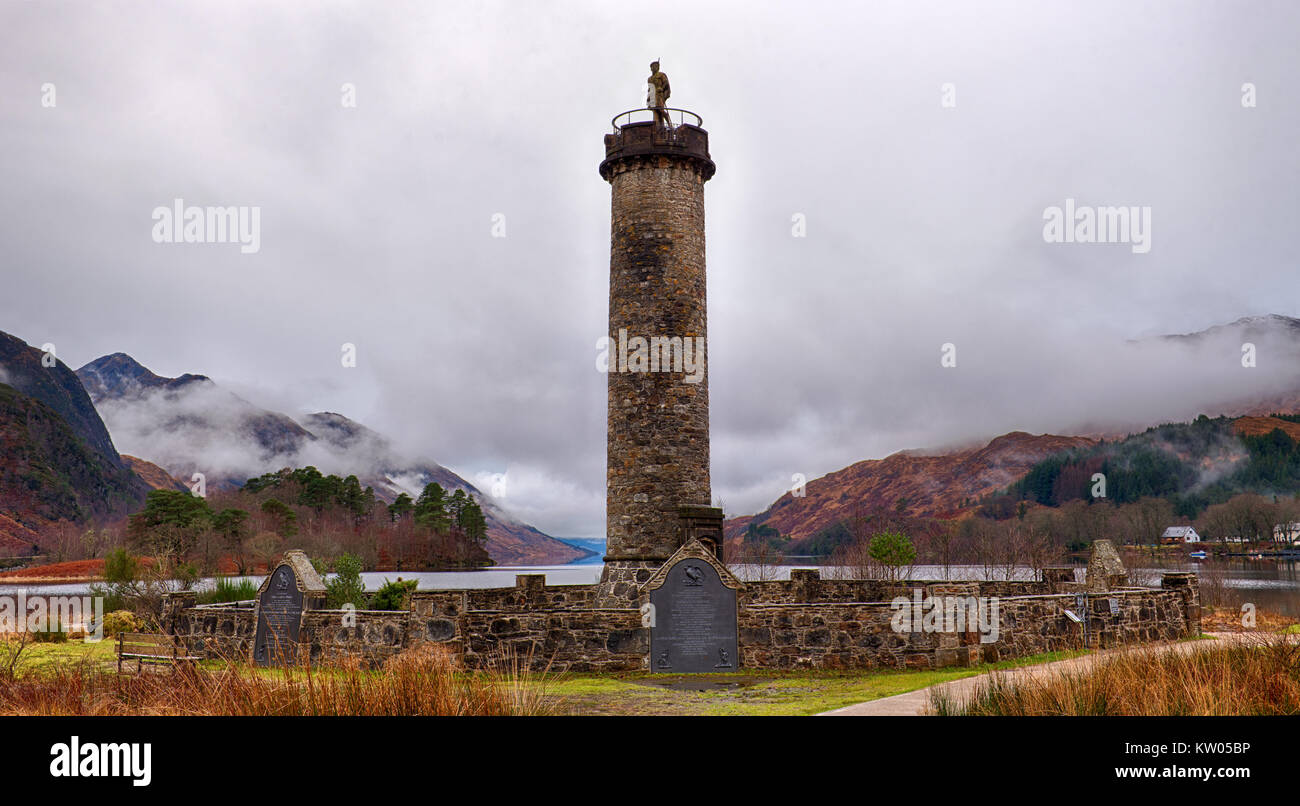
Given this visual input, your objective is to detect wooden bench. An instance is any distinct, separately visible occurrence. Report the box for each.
[116,632,202,675]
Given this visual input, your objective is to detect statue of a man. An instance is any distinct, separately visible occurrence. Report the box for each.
[646,60,671,127]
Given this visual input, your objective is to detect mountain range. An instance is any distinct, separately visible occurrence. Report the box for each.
[724,431,1097,550]
[0,331,588,564]
[726,314,1300,550]
[3,313,1300,565]
[73,352,591,565]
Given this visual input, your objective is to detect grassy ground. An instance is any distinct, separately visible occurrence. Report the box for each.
[3,637,117,673]
[2,639,1083,715]
[548,650,1086,716]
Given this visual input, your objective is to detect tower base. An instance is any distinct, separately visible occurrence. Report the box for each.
[593,560,663,609]
[595,506,726,609]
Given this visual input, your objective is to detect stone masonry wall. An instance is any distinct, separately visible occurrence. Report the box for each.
[166,571,1200,673]
[738,588,1195,670]
[172,602,412,667]
[455,609,647,673]
[738,572,1055,606]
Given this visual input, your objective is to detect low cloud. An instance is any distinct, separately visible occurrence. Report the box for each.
[2,1,1297,537]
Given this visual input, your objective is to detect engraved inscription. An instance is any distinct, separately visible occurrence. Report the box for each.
[253,565,304,667]
[649,558,738,674]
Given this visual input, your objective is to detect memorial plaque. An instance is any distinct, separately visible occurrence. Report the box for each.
[649,557,738,674]
[253,564,305,666]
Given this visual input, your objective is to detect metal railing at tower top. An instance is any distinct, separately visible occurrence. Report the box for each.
[610,107,704,131]
[600,106,714,181]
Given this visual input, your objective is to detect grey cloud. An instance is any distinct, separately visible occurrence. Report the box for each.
[2,1,1297,534]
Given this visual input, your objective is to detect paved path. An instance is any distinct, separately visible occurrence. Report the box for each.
[819,633,1249,716]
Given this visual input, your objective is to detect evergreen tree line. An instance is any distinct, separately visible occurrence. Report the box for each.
[125,466,491,574]
[996,416,1300,519]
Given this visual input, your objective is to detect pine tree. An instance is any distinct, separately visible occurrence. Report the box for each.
[414,483,450,533]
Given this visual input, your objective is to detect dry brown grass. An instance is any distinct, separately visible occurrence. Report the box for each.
[0,644,553,716]
[933,636,1300,715]
[1201,605,1296,633]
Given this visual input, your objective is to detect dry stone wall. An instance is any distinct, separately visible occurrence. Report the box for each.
[165,570,1200,673]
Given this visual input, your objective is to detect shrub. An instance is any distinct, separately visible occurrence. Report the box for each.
[87,583,129,615]
[99,610,142,637]
[370,578,418,611]
[324,553,368,609]
[868,529,916,582]
[197,577,259,605]
[29,617,68,643]
[103,548,140,584]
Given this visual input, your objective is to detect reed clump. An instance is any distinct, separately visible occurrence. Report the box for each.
[0,643,552,716]
[932,637,1300,715]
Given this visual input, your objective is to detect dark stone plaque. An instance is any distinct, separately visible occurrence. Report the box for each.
[253,564,304,666]
[649,558,738,674]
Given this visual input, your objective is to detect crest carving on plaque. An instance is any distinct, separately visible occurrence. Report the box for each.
[640,538,744,596]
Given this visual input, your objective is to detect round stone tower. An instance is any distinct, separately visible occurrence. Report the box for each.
[595,105,723,608]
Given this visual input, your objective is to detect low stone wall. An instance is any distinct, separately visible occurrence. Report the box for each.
[410,575,599,617]
[164,570,1200,673]
[739,602,977,670]
[169,601,414,666]
[738,572,1056,605]
[738,583,1197,670]
[456,609,647,672]
[167,575,636,671]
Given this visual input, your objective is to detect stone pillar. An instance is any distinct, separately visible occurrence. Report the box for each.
[596,115,716,608]
[161,590,197,636]
[1161,572,1201,636]
[516,574,546,605]
[1085,539,1128,591]
[516,574,547,592]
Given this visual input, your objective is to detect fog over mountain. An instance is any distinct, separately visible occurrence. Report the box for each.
[2,2,1297,534]
[73,352,589,564]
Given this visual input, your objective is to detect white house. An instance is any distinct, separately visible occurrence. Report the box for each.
[1274,522,1300,545]
[1162,526,1200,544]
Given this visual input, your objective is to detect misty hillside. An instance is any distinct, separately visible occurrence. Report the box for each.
[1,334,129,463]
[77,352,213,402]
[1159,314,1300,345]
[995,414,1300,518]
[0,333,149,551]
[74,353,590,565]
[77,353,316,484]
[1134,314,1300,421]
[726,315,1300,550]
[725,431,1097,550]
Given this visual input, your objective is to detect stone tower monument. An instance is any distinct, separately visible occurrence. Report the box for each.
[595,70,723,608]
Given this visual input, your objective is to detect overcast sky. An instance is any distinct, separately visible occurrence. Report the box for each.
[2,1,1298,537]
